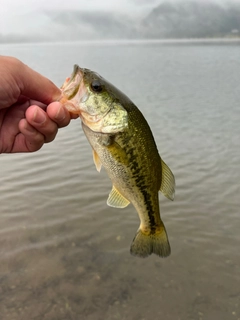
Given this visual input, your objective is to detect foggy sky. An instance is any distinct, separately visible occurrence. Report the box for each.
[1,0,153,34]
[1,0,240,37]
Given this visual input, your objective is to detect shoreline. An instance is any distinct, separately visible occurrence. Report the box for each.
[1,37,240,46]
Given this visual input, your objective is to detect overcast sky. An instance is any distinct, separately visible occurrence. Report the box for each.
[1,0,240,35]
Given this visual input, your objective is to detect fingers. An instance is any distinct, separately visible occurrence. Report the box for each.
[46,102,72,127]
[18,105,58,152]
[18,119,46,152]
[24,105,60,143]
[27,102,72,137]
[18,102,72,152]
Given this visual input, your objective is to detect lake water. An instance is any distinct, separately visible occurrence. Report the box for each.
[0,40,240,320]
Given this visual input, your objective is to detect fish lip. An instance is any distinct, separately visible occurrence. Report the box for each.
[61,64,84,99]
[71,64,83,81]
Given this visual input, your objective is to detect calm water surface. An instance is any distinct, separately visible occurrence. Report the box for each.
[0,40,240,320]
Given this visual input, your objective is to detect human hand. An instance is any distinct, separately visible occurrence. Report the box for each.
[0,56,76,153]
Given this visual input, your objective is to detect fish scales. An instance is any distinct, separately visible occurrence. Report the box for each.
[82,109,161,225]
[60,65,175,258]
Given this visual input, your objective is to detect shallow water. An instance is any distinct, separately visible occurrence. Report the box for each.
[0,40,240,320]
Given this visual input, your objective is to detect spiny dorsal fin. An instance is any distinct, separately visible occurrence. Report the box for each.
[107,185,130,208]
[92,149,102,172]
[160,159,175,201]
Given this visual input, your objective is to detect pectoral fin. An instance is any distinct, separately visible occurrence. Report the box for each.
[160,159,175,201]
[92,150,102,172]
[107,185,130,208]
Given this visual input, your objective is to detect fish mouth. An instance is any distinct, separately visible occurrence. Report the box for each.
[60,64,84,100]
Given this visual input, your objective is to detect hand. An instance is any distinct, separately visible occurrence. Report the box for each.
[0,56,76,153]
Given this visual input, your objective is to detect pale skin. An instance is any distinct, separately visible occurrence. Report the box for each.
[0,56,77,153]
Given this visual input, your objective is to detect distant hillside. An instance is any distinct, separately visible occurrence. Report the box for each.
[46,2,240,40]
[1,1,240,43]
[141,1,240,38]
[44,10,140,40]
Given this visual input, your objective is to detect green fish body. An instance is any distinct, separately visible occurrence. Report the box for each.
[60,65,175,258]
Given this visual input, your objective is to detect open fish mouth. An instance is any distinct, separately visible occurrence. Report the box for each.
[60,64,84,100]
[59,64,90,115]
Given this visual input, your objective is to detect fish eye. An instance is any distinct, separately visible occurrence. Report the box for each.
[91,80,103,93]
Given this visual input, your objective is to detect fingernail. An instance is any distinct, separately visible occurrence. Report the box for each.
[55,105,66,121]
[33,108,46,124]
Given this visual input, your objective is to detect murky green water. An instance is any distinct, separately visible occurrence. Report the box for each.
[0,40,240,319]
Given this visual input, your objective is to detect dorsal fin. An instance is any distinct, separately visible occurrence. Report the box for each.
[159,159,175,201]
[107,185,130,208]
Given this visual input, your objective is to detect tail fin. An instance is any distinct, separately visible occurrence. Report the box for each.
[130,223,171,258]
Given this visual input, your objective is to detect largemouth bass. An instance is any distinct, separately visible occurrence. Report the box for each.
[60,65,175,258]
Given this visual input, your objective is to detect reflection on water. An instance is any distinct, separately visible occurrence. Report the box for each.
[0,41,240,319]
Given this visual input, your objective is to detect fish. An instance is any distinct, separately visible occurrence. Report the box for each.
[59,65,175,258]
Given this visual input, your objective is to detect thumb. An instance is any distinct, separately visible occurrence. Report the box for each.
[8,57,61,105]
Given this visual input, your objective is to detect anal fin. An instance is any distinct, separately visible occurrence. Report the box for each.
[107,185,130,208]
